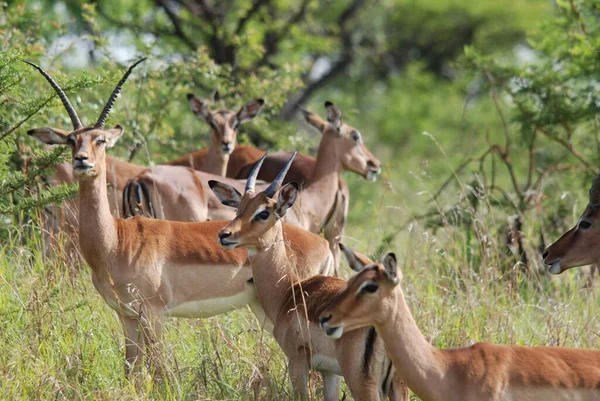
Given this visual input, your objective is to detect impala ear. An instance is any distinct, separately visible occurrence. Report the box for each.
[339,243,370,272]
[325,101,342,129]
[296,104,326,132]
[105,125,124,148]
[275,182,299,217]
[27,127,72,145]
[382,252,400,285]
[210,89,220,103]
[188,93,212,123]
[237,98,265,124]
[209,180,242,208]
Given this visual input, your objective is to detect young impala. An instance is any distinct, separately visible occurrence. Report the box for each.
[125,102,380,271]
[320,246,600,401]
[543,174,600,274]
[165,91,265,176]
[210,157,407,401]
[26,60,331,378]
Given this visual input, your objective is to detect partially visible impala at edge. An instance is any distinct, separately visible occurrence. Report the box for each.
[543,174,600,274]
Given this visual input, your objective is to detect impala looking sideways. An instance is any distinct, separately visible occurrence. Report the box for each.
[320,245,600,401]
[543,174,600,274]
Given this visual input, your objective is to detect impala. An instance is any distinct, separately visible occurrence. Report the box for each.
[32,69,263,265]
[125,102,380,271]
[210,157,407,401]
[165,91,264,176]
[26,60,331,377]
[543,174,600,274]
[319,246,600,401]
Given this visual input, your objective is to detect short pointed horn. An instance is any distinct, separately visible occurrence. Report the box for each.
[264,152,297,198]
[95,57,147,129]
[245,152,269,194]
[23,60,83,129]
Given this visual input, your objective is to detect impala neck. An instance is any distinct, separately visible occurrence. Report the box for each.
[204,135,229,176]
[298,133,341,219]
[375,288,448,401]
[77,157,118,265]
[247,222,298,321]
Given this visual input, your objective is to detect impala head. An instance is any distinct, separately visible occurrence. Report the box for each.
[543,175,600,274]
[209,152,298,250]
[188,91,264,154]
[25,59,146,178]
[298,101,381,181]
[320,244,400,339]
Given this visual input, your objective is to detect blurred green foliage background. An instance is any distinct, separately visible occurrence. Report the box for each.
[2,0,600,399]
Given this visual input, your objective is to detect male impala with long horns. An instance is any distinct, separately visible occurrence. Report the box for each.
[210,155,407,401]
[24,59,330,378]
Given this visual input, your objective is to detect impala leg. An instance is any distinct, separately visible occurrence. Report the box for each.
[120,315,143,379]
[389,372,410,401]
[248,297,274,333]
[322,373,340,401]
[288,353,310,401]
[141,308,165,380]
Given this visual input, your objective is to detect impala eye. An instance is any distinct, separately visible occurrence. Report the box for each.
[96,138,106,146]
[351,131,361,142]
[255,210,270,221]
[579,220,592,230]
[358,281,379,294]
[67,137,76,146]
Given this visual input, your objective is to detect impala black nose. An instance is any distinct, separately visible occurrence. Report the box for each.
[75,154,88,161]
[222,142,232,152]
[219,231,232,240]
[542,250,549,260]
[320,314,332,326]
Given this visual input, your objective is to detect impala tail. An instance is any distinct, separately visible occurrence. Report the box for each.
[123,177,155,218]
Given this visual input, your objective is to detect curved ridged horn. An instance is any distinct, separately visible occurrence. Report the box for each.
[589,175,600,206]
[245,152,269,194]
[264,152,297,198]
[23,60,83,129]
[95,57,147,129]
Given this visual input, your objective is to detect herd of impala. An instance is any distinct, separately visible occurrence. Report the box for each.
[22,57,600,400]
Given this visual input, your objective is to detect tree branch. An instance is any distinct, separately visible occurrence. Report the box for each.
[235,0,270,35]
[156,0,199,51]
[280,0,365,119]
[568,0,588,35]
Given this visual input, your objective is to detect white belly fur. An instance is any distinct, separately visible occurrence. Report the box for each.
[311,354,341,375]
[168,285,256,318]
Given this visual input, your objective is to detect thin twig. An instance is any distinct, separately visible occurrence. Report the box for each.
[568,0,588,35]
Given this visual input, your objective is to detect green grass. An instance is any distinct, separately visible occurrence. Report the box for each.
[2,167,600,400]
